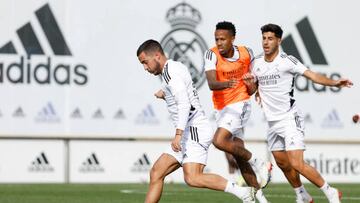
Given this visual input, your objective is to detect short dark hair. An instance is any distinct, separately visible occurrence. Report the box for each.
[261,24,283,38]
[136,39,164,56]
[216,21,236,36]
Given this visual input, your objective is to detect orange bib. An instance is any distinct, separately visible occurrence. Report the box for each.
[211,45,251,110]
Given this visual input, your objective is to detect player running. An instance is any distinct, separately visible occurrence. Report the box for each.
[137,39,256,203]
[243,23,353,203]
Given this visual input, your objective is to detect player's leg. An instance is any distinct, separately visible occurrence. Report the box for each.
[287,150,324,186]
[287,150,342,203]
[145,153,180,203]
[224,152,240,182]
[231,137,259,187]
[213,127,252,159]
[183,125,256,202]
[272,150,313,203]
[212,128,260,187]
[182,162,255,202]
[232,137,269,203]
[233,154,269,203]
[272,151,302,187]
[212,102,253,160]
[213,101,271,189]
[268,122,313,203]
[282,114,341,203]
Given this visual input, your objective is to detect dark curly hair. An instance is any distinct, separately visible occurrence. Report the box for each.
[136,39,164,56]
[261,24,283,38]
[216,21,236,36]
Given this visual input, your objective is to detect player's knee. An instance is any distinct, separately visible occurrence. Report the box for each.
[289,159,304,172]
[275,160,292,172]
[184,174,201,187]
[212,136,225,150]
[149,167,164,182]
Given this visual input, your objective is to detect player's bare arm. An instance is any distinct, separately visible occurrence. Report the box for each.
[303,70,353,88]
[205,70,238,90]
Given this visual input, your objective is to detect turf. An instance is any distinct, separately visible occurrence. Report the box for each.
[0,183,358,203]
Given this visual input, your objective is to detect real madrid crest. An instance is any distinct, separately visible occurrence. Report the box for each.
[160,2,208,89]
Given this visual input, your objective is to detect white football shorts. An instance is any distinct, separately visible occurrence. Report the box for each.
[215,100,251,139]
[165,124,213,165]
[267,112,306,151]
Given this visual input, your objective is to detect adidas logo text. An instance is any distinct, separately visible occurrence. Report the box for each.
[0,56,87,85]
[0,3,88,86]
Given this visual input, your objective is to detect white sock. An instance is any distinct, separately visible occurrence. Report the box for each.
[256,189,268,203]
[294,185,305,196]
[224,181,248,199]
[229,173,238,183]
[320,182,335,199]
[294,185,311,199]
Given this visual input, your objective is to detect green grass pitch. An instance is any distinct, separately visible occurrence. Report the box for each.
[0,183,359,203]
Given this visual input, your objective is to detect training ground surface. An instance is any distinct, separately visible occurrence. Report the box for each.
[0,183,359,203]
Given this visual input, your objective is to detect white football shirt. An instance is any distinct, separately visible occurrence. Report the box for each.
[161,60,208,130]
[252,52,308,121]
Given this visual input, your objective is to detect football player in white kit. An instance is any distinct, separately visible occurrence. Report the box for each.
[242,24,353,203]
[137,39,256,203]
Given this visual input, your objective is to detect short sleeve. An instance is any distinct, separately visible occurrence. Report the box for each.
[204,50,217,71]
[246,47,255,62]
[287,55,308,75]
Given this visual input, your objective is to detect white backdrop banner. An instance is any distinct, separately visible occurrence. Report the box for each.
[69,140,269,183]
[69,141,360,183]
[0,0,359,140]
[0,140,359,183]
[0,140,65,183]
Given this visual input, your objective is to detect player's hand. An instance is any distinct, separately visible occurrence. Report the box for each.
[226,79,238,89]
[154,89,165,100]
[255,91,262,107]
[353,114,360,123]
[171,134,182,152]
[242,73,256,86]
[335,79,353,88]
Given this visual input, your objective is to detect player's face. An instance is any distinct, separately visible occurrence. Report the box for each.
[262,32,281,56]
[215,29,235,57]
[138,51,162,75]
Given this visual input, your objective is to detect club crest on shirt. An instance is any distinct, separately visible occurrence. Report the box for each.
[160,2,208,89]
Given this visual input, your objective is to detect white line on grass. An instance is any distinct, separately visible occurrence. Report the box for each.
[120,189,360,201]
[120,189,175,195]
[267,194,360,201]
